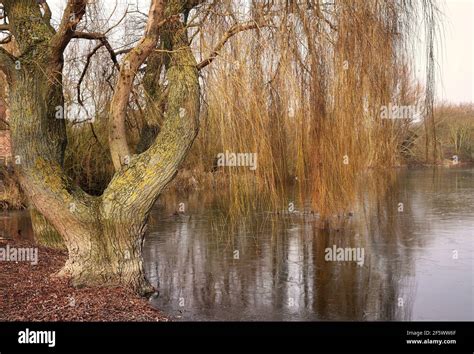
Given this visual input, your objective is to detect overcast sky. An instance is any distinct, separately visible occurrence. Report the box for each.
[47,0,473,104]
[435,0,473,103]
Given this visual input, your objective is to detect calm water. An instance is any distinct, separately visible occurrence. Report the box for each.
[144,168,474,321]
[2,168,473,321]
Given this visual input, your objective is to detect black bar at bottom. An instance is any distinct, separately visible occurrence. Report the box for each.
[0,322,472,353]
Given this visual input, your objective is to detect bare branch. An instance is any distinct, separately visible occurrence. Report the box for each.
[108,0,168,171]
[115,47,134,56]
[77,42,103,106]
[41,1,52,24]
[72,32,120,66]
[197,21,267,70]
[76,35,121,105]
[50,0,87,66]
[72,31,105,40]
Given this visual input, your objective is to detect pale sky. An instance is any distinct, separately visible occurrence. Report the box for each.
[46,0,474,104]
[435,0,474,103]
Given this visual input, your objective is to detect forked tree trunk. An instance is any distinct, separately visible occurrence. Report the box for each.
[4,0,199,295]
[31,200,150,292]
[10,77,161,294]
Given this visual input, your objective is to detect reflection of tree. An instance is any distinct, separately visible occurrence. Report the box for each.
[355,170,423,320]
[420,168,474,214]
[0,210,33,241]
[144,170,441,320]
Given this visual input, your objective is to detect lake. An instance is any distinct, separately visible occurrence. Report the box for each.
[2,167,473,321]
[144,168,474,321]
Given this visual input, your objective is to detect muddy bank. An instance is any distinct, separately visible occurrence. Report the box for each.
[0,240,168,321]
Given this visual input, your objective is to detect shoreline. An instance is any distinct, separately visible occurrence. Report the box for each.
[1,163,473,212]
[0,240,169,322]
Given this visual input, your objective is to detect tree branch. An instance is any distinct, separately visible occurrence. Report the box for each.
[40,1,52,24]
[197,21,265,70]
[72,31,105,40]
[73,31,120,69]
[50,0,87,67]
[103,12,201,215]
[108,0,167,171]
[76,38,122,105]
[77,42,103,106]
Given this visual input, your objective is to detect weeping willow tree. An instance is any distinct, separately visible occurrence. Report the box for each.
[183,0,439,217]
[0,0,439,294]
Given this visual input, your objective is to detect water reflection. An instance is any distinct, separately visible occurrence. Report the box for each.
[0,168,471,320]
[0,210,32,242]
[145,168,474,321]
